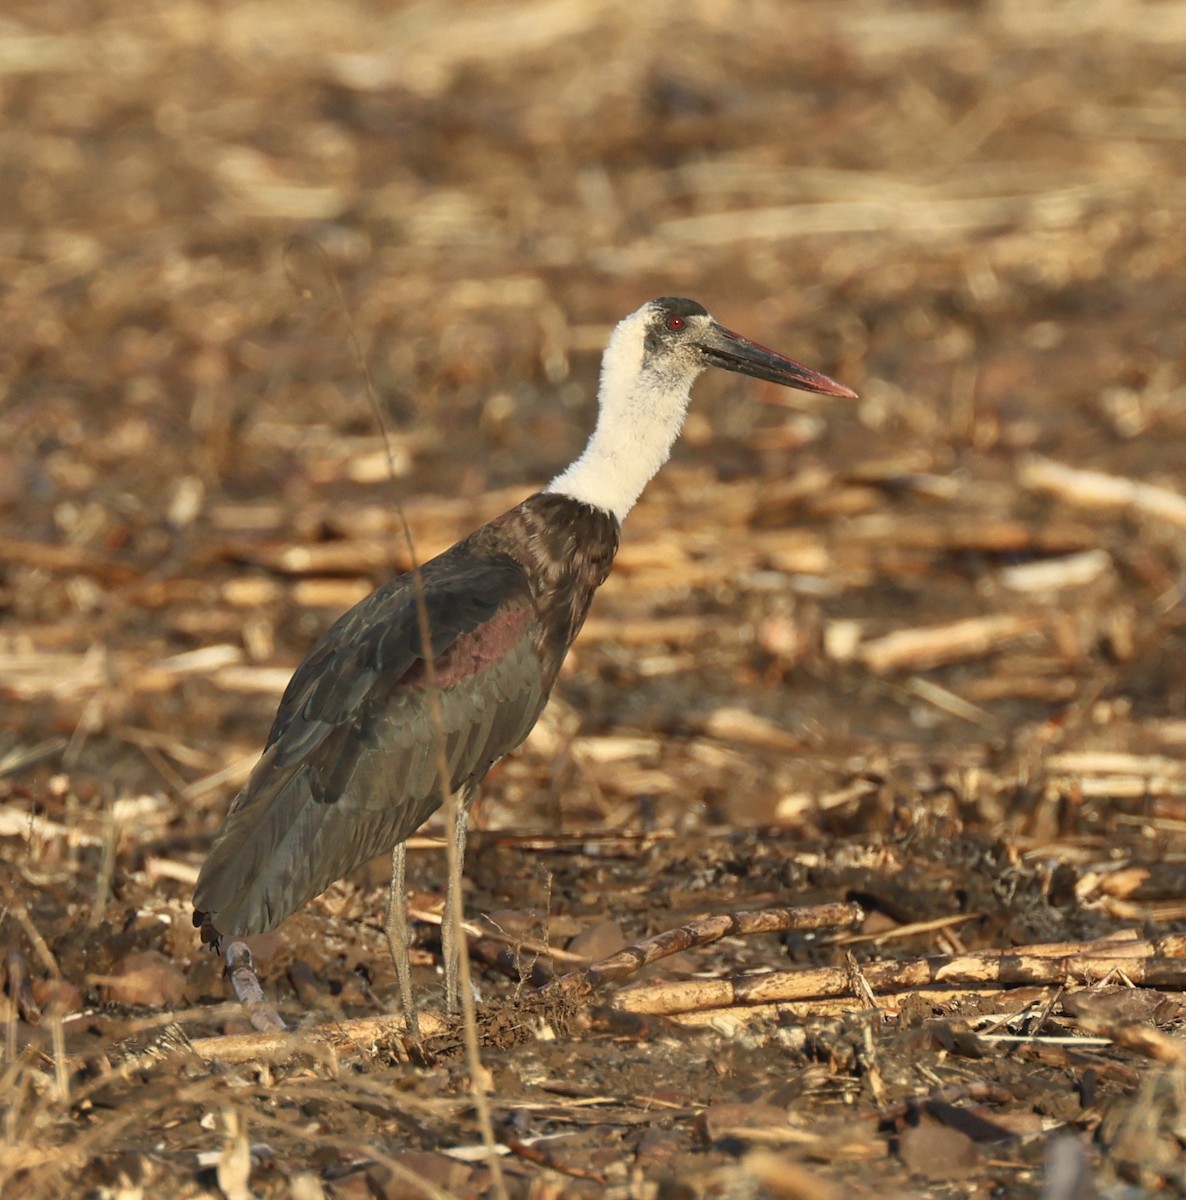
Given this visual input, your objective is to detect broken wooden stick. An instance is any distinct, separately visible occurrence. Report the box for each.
[856,613,1045,674]
[225,942,288,1033]
[5,950,41,1025]
[1066,1000,1186,1067]
[188,1008,449,1064]
[1020,454,1186,531]
[547,902,863,997]
[611,933,1186,1016]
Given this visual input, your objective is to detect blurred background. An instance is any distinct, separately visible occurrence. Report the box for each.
[5,0,1186,817]
[4,0,1186,1191]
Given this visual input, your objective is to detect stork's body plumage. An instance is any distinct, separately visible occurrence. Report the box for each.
[193,297,855,1008]
[194,496,617,944]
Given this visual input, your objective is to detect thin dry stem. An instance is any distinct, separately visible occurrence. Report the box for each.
[314,242,508,1200]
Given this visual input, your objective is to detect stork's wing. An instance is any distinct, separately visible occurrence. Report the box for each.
[266,554,532,764]
[193,550,546,941]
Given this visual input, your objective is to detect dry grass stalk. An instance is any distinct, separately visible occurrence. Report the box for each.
[179,755,260,801]
[407,908,590,966]
[332,247,510,1200]
[835,911,983,948]
[906,677,1000,730]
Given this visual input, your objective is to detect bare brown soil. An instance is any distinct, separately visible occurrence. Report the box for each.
[4,2,1186,1196]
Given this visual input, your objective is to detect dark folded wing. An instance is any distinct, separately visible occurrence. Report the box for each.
[193,550,546,940]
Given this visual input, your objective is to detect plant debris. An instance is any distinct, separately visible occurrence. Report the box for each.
[4,0,1186,1196]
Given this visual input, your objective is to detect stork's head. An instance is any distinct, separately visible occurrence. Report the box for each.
[548,297,856,521]
[599,297,857,415]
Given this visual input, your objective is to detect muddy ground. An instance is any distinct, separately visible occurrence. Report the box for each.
[4,1,1186,1196]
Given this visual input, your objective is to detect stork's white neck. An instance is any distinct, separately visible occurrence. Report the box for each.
[545,310,703,522]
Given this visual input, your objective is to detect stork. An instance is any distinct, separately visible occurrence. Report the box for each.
[193,297,856,1014]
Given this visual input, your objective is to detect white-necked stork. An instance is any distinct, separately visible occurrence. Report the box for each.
[193,297,857,1012]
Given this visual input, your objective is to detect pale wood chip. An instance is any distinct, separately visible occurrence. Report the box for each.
[1021,454,1186,530]
[998,549,1112,592]
[858,613,1045,673]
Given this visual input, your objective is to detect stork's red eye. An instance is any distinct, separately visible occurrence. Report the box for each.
[666,315,685,331]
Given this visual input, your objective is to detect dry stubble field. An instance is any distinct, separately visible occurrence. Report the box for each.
[4,1,1186,1197]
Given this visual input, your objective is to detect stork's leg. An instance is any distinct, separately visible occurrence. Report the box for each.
[384,841,420,1040]
[441,785,476,1013]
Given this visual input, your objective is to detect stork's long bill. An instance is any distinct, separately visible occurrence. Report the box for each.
[695,321,857,398]
[546,297,857,522]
